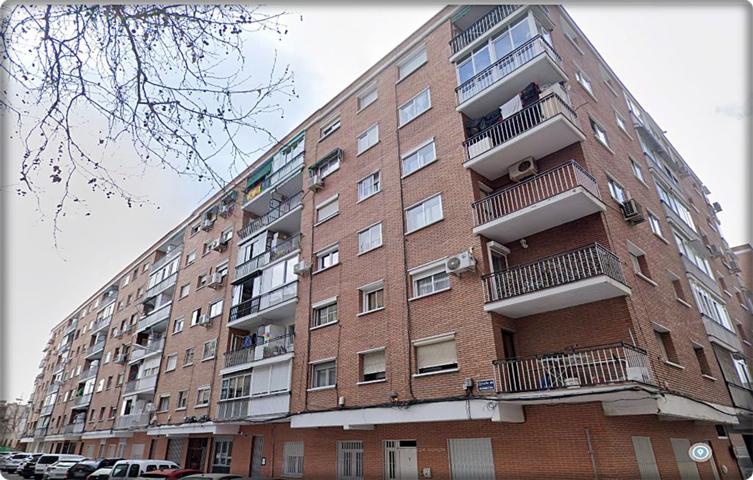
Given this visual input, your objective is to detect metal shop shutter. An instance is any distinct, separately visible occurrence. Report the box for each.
[448,438,495,480]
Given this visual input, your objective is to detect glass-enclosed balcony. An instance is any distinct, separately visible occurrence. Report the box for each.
[228,282,298,330]
[123,375,158,395]
[234,235,301,283]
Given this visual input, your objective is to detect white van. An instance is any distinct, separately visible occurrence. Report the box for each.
[34,455,85,479]
[109,460,180,479]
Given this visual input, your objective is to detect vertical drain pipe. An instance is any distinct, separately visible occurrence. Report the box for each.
[585,428,599,480]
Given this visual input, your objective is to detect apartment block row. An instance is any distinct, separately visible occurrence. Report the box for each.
[20,5,753,479]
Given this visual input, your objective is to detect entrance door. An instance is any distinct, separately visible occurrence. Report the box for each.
[186,438,208,471]
[448,438,495,479]
[249,436,264,479]
[384,441,417,480]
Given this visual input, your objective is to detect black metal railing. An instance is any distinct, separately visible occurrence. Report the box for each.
[234,235,301,282]
[224,333,296,368]
[238,191,303,242]
[450,4,522,55]
[229,282,298,323]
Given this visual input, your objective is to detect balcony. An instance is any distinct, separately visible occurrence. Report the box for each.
[85,339,106,359]
[137,302,172,332]
[91,315,112,334]
[224,334,295,370]
[46,381,61,395]
[151,247,183,273]
[216,393,290,421]
[482,243,630,318]
[34,426,48,438]
[129,338,166,363]
[456,36,566,118]
[71,393,92,409]
[79,366,98,382]
[234,235,301,283]
[238,191,303,243]
[492,342,654,395]
[40,404,54,416]
[450,4,523,57]
[144,272,178,300]
[228,282,298,329]
[727,382,753,411]
[703,315,743,353]
[463,93,585,181]
[124,375,158,395]
[472,161,604,243]
[114,409,154,430]
[243,156,305,215]
[62,422,84,435]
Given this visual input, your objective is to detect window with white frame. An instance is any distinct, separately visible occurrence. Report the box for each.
[357,85,378,111]
[165,354,178,372]
[630,157,644,182]
[184,347,195,366]
[316,195,339,223]
[733,357,751,388]
[356,124,379,154]
[657,184,696,231]
[190,308,202,326]
[590,118,609,147]
[179,283,190,299]
[405,194,443,233]
[173,317,184,334]
[316,150,340,178]
[576,69,593,95]
[615,111,628,132]
[647,212,663,237]
[157,395,170,412]
[315,244,339,271]
[283,442,304,478]
[312,299,338,328]
[398,88,431,126]
[176,390,188,409]
[411,262,450,298]
[311,360,336,389]
[196,386,211,406]
[607,177,627,203]
[202,339,217,360]
[358,223,382,254]
[357,172,380,201]
[689,280,733,331]
[673,230,712,276]
[360,349,386,382]
[337,441,364,480]
[359,280,384,314]
[209,299,223,318]
[397,46,427,80]
[414,334,458,374]
[402,139,436,176]
[320,115,341,139]
[211,439,233,474]
[219,373,251,400]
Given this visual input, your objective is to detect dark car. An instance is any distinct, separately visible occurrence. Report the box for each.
[19,454,44,478]
[66,458,123,480]
[140,469,202,480]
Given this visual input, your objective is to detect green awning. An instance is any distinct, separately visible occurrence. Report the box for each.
[309,148,343,171]
[246,160,272,189]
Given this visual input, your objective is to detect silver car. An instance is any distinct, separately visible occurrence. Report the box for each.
[43,460,81,480]
[3,453,33,472]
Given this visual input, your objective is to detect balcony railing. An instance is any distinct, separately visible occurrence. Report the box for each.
[114,410,154,430]
[450,4,522,55]
[482,243,626,303]
[86,339,106,357]
[34,426,48,438]
[456,35,560,105]
[234,235,301,282]
[123,375,158,394]
[244,155,305,205]
[145,272,178,299]
[464,93,577,162]
[492,342,653,394]
[472,161,599,227]
[130,338,165,362]
[238,191,303,242]
[79,366,98,382]
[224,333,295,369]
[92,315,112,333]
[64,320,78,335]
[138,303,172,331]
[72,393,92,408]
[62,422,84,435]
[40,404,54,416]
[229,282,298,323]
[151,247,182,273]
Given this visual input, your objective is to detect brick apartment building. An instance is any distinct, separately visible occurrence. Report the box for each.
[18,5,753,479]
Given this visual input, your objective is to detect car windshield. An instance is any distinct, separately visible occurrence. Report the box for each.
[110,464,128,477]
[40,457,58,464]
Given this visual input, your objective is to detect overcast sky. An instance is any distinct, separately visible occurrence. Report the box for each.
[2,3,749,403]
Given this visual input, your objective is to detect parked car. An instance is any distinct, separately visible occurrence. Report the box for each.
[43,460,81,480]
[180,475,242,480]
[109,460,179,479]
[66,458,123,480]
[17,455,44,475]
[87,467,113,480]
[20,454,45,478]
[34,455,85,480]
[3,453,34,472]
[140,469,201,480]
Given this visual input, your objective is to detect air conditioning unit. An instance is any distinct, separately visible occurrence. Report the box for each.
[293,260,311,276]
[208,273,224,289]
[218,204,233,218]
[114,354,126,364]
[620,199,645,224]
[445,250,476,276]
[198,314,212,327]
[201,218,214,231]
[197,414,210,423]
[712,202,722,213]
[509,157,537,182]
[708,244,722,257]
[123,324,132,332]
[209,239,226,253]
[307,174,324,192]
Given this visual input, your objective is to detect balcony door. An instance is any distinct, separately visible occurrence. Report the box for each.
[384,440,417,480]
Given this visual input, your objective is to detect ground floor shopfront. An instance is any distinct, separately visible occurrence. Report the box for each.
[35,403,749,479]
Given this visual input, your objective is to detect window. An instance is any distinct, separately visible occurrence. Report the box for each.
[615,111,628,132]
[311,360,336,389]
[320,115,341,139]
[576,69,593,95]
[411,264,450,298]
[316,150,340,178]
[283,442,304,478]
[190,308,202,326]
[106,376,113,390]
[358,223,383,254]
[402,139,436,176]
[104,351,112,364]
[360,281,384,314]
[733,357,751,388]
[220,228,233,243]
[356,124,379,154]
[414,334,458,374]
[397,46,427,80]
[337,441,364,480]
[607,177,627,203]
[673,231,712,276]
[405,194,443,233]
[654,327,679,364]
[211,439,233,474]
[689,280,733,331]
[630,157,644,182]
[209,300,223,318]
[360,349,386,382]
[647,212,663,238]
[357,85,378,111]
[590,118,609,147]
[186,251,196,266]
[196,386,211,406]
[398,88,431,126]
[173,317,184,334]
[670,276,687,303]
[122,275,129,287]
[176,390,188,409]
[657,184,696,231]
[316,196,339,223]
[184,348,195,366]
[693,345,712,376]
[96,379,104,392]
[165,354,178,372]
[157,396,170,412]
[197,274,208,288]
[627,242,652,280]
[202,339,217,360]
[219,374,251,400]
[316,245,339,271]
[179,284,190,299]
[312,299,338,328]
[357,172,380,201]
